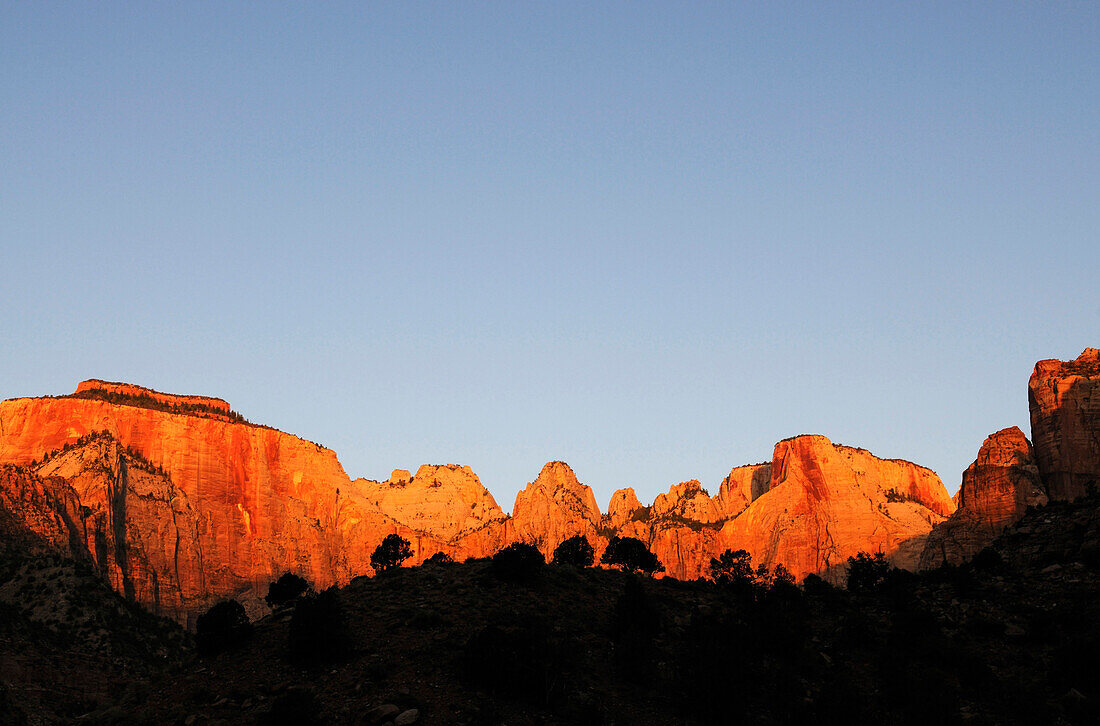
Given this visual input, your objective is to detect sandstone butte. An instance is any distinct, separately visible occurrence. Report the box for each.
[0,379,959,624]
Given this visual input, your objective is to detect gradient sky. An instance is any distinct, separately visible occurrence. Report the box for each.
[2,3,1097,511]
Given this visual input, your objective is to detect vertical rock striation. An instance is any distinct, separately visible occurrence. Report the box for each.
[1029,348,1100,500]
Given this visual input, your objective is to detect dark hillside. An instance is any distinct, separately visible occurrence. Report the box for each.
[3,496,1100,724]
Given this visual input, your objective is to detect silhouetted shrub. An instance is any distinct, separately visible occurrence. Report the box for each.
[424,551,455,565]
[601,536,664,576]
[801,573,832,594]
[195,599,252,656]
[552,535,594,567]
[491,542,545,581]
[610,576,660,682]
[709,549,754,586]
[265,573,310,608]
[371,534,413,574]
[846,551,890,594]
[289,587,347,664]
[772,563,795,585]
[462,619,564,706]
[258,687,321,726]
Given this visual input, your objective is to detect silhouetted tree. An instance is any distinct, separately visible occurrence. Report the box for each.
[846,551,891,594]
[773,563,795,585]
[492,542,545,581]
[709,549,754,586]
[601,536,664,576]
[424,551,454,565]
[196,599,252,656]
[371,533,413,573]
[552,535,594,567]
[265,573,310,608]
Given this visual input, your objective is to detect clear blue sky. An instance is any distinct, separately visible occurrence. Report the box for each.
[2,3,1097,510]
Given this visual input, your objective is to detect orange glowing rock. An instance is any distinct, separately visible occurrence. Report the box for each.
[716,435,954,581]
[0,381,957,620]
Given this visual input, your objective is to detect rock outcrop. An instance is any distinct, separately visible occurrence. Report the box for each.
[919,427,1047,568]
[714,463,771,519]
[1029,348,1100,500]
[509,461,602,558]
[352,465,507,543]
[75,379,232,415]
[605,488,643,530]
[717,435,953,580]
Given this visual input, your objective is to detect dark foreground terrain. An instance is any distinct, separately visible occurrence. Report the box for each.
[4,496,1100,726]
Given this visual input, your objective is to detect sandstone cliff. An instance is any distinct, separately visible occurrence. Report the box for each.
[918,427,1047,568]
[1029,348,1100,500]
[1,381,958,621]
[352,465,507,543]
[717,435,953,580]
[715,463,772,519]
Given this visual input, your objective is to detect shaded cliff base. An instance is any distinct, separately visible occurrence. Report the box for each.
[5,495,1100,726]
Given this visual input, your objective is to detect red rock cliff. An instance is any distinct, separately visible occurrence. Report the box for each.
[1029,348,1100,500]
[1,382,959,620]
[717,435,953,580]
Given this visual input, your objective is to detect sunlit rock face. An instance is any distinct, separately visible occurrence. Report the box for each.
[605,487,643,530]
[352,464,507,543]
[1029,348,1100,500]
[717,435,954,581]
[714,463,772,519]
[0,393,359,623]
[0,465,86,557]
[510,461,603,559]
[919,427,1047,569]
[1,381,958,620]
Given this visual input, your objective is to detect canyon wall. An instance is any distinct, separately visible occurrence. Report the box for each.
[1,380,956,621]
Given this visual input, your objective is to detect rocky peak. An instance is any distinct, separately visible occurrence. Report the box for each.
[651,480,721,524]
[606,488,643,529]
[510,461,601,556]
[356,464,506,542]
[718,433,954,579]
[967,427,1036,480]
